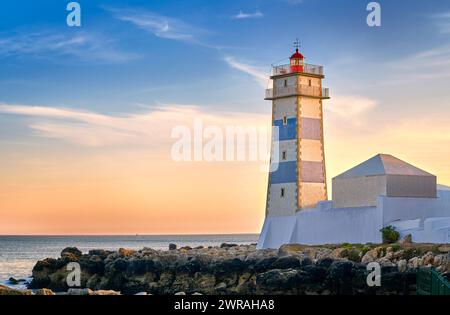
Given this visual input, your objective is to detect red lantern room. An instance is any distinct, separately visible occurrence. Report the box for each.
[290,48,304,73]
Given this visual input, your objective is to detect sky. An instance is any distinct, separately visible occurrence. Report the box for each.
[1,0,450,235]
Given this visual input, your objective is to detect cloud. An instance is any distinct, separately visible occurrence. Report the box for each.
[325,95,377,119]
[232,11,264,20]
[106,7,206,43]
[376,44,450,86]
[0,31,137,63]
[223,56,269,88]
[431,12,450,34]
[0,103,268,147]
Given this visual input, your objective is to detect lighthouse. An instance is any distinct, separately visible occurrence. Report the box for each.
[258,45,450,249]
[265,44,329,216]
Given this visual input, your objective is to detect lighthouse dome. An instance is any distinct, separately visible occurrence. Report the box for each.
[290,48,304,59]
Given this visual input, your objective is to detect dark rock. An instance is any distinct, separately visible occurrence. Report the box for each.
[213,258,247,274]
[8,277,19,285]
[299,257,313,267]
[88,249,113,258]
[84,255,104,274]
[28,244,419,295]
[112,258,129,272]
[61,247,82,259]
[220,243,238,249]
[302,265,327,283]
[252,257,278,272]
[256,269,303,293]
[316,257,334,269]
[271,256,301,269]
[326,261,355,294]
[169,243,177,250]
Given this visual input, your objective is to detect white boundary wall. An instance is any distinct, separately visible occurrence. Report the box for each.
[257,189,450,248]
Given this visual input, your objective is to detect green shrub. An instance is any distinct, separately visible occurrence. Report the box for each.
[391,244,401,252]
[380,226,400,244]
[361,246,371,257]
[347,249,361,262]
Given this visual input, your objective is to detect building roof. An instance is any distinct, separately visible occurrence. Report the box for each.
[334,154,435,179]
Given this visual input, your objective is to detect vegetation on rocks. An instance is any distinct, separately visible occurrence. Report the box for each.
[380,226,400,244]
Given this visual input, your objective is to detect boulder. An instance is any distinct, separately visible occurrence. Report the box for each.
[67,288,94,295]
[8,277,20,285]
[28,243,420,295]
[61,247,82,259]
[92,290,121,295]
[169,243,177,250]
[361,248,379,263]
[422,252,434,266]
[118,248,135,257]
[397,259,407,272]
[214,282,227,291]
[278,244,307,256]
[0,285,32,295]
[220,243,238,249]
[438,245,450,253]
[35,288,56,295]
[271,256,301,269]
[399,234,412,244]
[330,248,348,259]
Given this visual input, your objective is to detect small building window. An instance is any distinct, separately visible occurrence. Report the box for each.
[308,79,312,87]
[281,188,285,198]
[283,79,287,87]
[282,151,287,160]
[283,116,287,125]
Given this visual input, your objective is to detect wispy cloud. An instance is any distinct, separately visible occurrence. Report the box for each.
[431,12,450,34]
[326,95,377,119]
[232,11,264,20]
[379,44,450,85]
[0,103,268,147]
[106,7,206,43]
[223,56,269,88]
[0,31,137,63]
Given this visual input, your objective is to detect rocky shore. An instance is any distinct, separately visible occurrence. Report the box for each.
[2,240,449,295]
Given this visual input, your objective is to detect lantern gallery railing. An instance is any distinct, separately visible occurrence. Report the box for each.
[265,85,329,100]
[271,63,324,76]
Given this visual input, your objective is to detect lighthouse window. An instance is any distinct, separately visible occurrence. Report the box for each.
[281,188,285,198]
[283,116,287,125]
[282,151,287,160]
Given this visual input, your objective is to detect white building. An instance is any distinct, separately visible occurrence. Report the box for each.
[257,48,450,249]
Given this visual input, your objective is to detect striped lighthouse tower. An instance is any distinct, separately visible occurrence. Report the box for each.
[265,43,329,216]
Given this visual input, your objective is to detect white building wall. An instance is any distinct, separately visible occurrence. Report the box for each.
[258,189,450,248]
[380,189,450,225]
[258,201,383,248]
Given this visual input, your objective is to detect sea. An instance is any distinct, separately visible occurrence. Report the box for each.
[0,234,259,287]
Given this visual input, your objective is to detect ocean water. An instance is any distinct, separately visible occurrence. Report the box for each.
[0,234,259,284]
